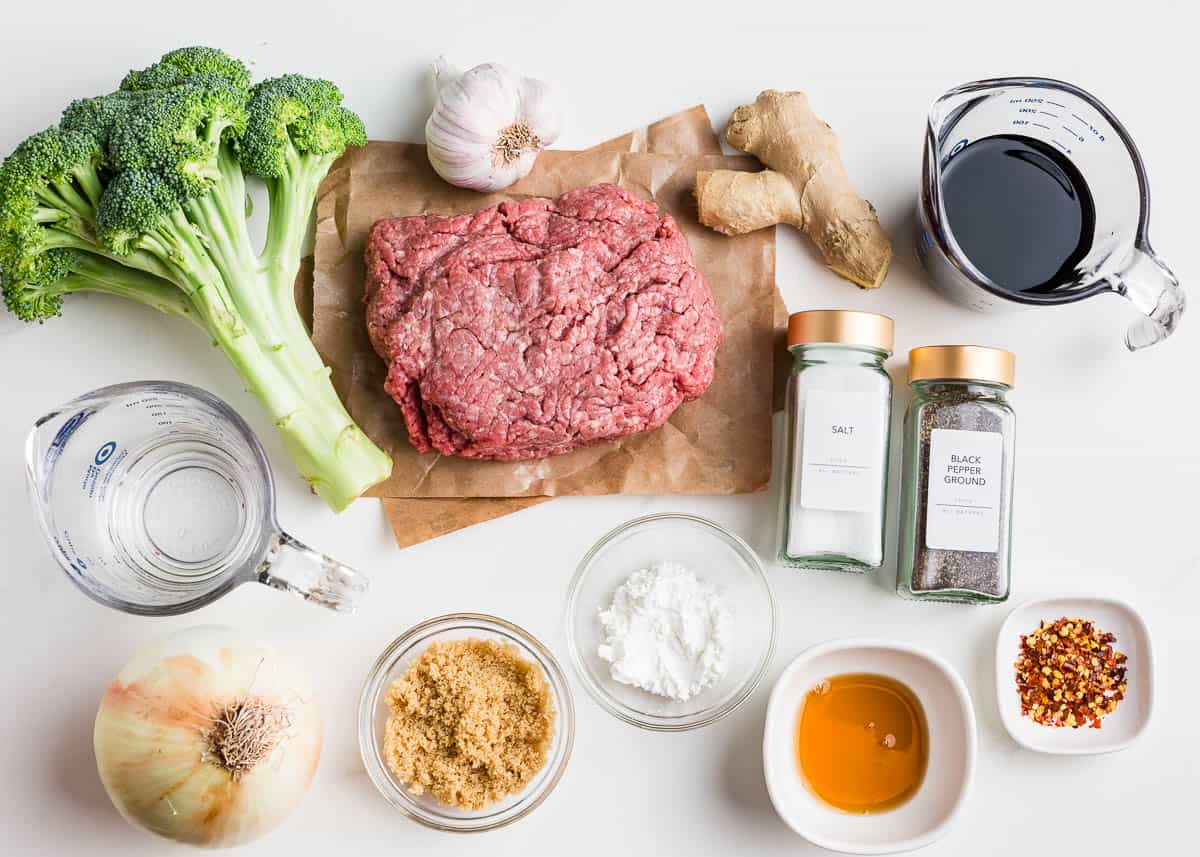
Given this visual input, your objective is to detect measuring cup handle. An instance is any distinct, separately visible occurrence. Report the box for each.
[257,531,369,613]
[1112,248,1185,351]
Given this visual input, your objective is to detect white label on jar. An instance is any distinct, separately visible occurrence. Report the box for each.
[925,428,1003,552]
[797,390,884,513]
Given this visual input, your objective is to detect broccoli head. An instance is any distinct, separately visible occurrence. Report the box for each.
[0,46,390,509]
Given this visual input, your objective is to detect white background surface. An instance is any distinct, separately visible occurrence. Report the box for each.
[0,1,1195,854]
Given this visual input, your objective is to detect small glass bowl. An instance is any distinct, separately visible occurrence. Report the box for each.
[565,513,777,731]
[358,613,575,832]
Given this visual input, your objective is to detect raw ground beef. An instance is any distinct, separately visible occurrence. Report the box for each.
[364,183,722,460]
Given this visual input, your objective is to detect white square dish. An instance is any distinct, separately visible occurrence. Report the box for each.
[763,640,976,855]
[995,596,1153,755]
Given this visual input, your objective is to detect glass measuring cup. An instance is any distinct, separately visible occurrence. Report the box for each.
[918,77,1184,350]
[24,381,368,615]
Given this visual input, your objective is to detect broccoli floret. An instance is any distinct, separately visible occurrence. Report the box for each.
[95,169,185,254]
[121,45,252,93]
[107,75,247,194]
[0,127,104,225]
[239,75,366,179]
[0,248,76,320]
[239,74,366,282]
[0,47,389,509]
[0,127,105,285]
[60,91,138,149]
[0,126,189,323]
[2,250,192,323]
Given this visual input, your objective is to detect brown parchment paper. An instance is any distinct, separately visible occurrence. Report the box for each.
[300,108,733,546]
[297,107,789,547]
[311,115,775,508]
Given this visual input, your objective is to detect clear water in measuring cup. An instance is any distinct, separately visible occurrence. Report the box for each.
[106,427,261,583]
[27,383,272,613]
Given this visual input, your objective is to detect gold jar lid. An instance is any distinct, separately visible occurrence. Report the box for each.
[907,345,1015,386]
[787,310,894,353]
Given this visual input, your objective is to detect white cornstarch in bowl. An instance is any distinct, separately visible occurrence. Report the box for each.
[596,560,732,702]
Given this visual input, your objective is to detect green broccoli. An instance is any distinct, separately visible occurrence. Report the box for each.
[120,45,254,94]
[0,47,390,510]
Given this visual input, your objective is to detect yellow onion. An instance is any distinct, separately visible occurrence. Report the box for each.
[94,625,322,848]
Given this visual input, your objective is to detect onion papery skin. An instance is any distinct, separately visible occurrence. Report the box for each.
[93,626,322,848]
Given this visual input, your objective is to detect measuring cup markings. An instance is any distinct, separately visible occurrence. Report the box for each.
[995,97,1109,158]
[26,381,368,616]
[919,77,1183,349]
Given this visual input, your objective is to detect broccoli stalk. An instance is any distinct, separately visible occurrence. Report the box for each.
[47,254,196,321]
[0,48,391,510]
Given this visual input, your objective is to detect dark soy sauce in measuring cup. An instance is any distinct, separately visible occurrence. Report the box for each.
[939,134,1096,294]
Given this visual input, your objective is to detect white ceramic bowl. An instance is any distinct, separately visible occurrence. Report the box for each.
[995,595,1153,754]
[565,513,777,731]
[763,639,976,855]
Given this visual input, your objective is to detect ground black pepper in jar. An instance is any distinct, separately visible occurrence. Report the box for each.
[896,346,1015,603]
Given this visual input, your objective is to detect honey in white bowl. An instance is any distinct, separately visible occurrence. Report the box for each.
[796,673,928,814]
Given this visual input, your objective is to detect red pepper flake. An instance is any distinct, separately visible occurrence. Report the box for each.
[1014,617,1127,729]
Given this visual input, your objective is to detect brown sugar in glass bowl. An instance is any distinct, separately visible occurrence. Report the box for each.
[383,638,555,810]
[359,614,575,832]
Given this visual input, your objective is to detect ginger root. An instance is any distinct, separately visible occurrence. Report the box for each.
[696,90,891,289]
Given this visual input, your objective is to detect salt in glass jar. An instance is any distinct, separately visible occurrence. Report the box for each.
[779,310,894,572]
[896,346,1016,603]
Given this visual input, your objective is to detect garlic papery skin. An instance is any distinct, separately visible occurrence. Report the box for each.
[93,626,321,848]
[425,58,563,192]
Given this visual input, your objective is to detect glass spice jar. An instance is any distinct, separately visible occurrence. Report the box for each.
[896,346,1016,603]
[779,310,894,572]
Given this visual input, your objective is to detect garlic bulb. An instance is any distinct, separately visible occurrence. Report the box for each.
[93,626,321,848]
[425,58,563,192]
